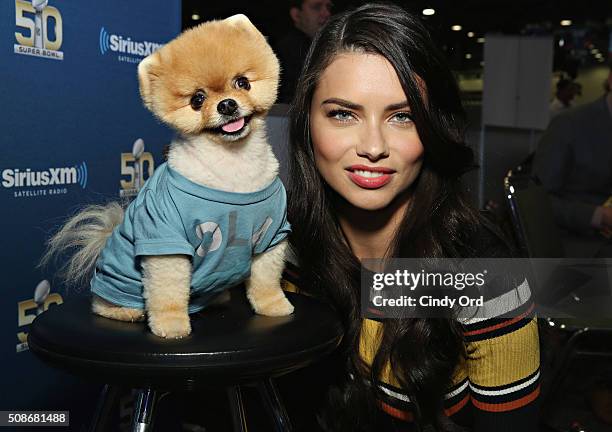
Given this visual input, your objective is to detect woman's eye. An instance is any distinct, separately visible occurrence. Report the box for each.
[328,110,354,122]
[391,112,413,123]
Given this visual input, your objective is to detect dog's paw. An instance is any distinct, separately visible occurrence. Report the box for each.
[92,296,146,322]
[252,294,294,317]
[148,311,192,339]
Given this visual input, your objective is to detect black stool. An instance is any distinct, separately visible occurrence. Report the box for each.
[28,287,343,431]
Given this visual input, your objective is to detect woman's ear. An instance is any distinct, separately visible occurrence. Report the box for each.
[137,52,161,111]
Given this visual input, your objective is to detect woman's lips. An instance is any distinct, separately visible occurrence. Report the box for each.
[346,165,394,189]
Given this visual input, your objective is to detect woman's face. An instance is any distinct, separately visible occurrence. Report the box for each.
[310,53,424,211]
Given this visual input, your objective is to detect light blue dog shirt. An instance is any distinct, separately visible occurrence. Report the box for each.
[91,162,291,313]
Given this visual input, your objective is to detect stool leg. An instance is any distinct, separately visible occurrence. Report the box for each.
[257,379,292,432]
[132,388,157,432]
[90,384,120,432]
[226,385,248,432]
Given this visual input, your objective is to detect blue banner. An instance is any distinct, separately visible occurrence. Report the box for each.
[0,0,181,427]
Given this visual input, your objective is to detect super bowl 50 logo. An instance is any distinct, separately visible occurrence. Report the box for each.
[16,280,63,353]
[120,138,154,198]
[14,0,63,60]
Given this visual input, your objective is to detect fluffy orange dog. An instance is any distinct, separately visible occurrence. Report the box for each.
[43,15,294,338]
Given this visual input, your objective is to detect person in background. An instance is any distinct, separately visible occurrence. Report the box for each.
[274,0,332,103]
[571,81,583,99]
[534,63,612,257]
[549,77,577,118]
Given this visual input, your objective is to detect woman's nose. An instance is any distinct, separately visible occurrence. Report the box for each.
[356,124,389,161]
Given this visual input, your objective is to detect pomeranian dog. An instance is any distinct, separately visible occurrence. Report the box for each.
[42,14,294,338]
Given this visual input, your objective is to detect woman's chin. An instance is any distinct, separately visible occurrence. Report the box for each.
[344,195,395,212]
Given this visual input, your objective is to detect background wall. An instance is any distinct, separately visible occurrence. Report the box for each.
[0,0,180,428]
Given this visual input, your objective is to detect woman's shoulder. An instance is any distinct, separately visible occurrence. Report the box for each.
[458,214,536,344]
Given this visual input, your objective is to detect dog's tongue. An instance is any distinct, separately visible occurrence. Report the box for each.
[221,117,245,133]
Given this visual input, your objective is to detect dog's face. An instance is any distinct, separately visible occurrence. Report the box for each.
[138,15,279,143]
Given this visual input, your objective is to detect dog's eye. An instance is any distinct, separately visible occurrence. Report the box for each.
[190,90,206,110]
[235,77,251,91]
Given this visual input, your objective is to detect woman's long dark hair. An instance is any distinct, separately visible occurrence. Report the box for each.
[287,3,502,431]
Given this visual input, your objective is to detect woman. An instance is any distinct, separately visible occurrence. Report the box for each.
[283,3,540,432]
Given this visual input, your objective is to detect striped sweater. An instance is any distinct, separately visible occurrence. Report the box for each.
[360,287,540,429]
[281,263,540,431]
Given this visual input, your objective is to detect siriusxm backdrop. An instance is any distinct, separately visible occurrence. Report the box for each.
[1,0,181,428]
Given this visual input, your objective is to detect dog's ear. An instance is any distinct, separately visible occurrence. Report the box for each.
[138,52,161,111]
[225,14,258,33]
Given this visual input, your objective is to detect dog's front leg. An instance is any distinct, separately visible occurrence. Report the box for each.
[246,240,294,316]
[142,254,192,338]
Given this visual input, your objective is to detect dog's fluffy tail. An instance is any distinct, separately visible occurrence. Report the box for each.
[40,202,124,288]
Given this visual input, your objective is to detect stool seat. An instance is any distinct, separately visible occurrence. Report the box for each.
[28,287,343,389]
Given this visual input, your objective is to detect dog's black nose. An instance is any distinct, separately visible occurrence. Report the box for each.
[217,99,238,115]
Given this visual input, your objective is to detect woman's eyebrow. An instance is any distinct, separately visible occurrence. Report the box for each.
[321,98,362,110]
[321,98,410,112]
[386,101,410,111]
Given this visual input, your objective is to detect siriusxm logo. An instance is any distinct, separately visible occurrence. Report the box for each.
[2,162,88,189]
[99,27,162,57]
